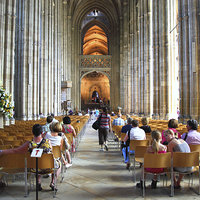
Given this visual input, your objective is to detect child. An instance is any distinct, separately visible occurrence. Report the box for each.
[136,130,167,189]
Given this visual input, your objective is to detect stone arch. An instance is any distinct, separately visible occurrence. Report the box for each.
[70,0,121,112]
[81,20,110,55]
[80,71,110,110]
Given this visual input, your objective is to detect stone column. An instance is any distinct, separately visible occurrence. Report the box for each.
[138,0,144,116]
[179,0,190,123]
[158,0,168,119]
[152,0,159,119]
[143,0,151,117]
[133,1,139,115]
[188,1,198,121]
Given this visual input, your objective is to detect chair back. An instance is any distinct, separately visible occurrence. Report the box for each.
[112,125,123,136]
[173,151,199,168]
[135,146,149,159]
[0,136,17,141]
[129,139,149,151]
[52,146,61,159]
[121,132,126,141]
[0,153,25,169]
[27,153,54,169]
[0,144,13,149]
[3,140,23,147]
[189,144,200,156]
[144,152,171,168]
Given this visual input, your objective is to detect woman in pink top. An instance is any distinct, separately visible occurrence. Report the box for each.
[136,130,167,189]
[62,116,76,152]
[161,119,181,145]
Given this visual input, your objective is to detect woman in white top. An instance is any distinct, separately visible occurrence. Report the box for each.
[43,122,70,191]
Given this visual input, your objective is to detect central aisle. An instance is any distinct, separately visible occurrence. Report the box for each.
[60,119,137,200]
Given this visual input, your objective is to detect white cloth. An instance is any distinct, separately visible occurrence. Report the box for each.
[42,122,52,132]
[45,132,62,146]
[129,127,146,140]
[52,118,59,123]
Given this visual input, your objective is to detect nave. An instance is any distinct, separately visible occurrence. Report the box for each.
[0,119,199,200]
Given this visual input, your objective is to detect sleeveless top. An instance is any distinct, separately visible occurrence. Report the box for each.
[28,138,52,154]
[173,142,193,173]
[45,132,62,146]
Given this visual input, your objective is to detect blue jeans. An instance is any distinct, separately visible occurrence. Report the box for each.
[122,146,135,163]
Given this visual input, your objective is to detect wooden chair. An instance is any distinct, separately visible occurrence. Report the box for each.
[0,136,17,141]
[17,136,33,143]
[142,152,173,197]
[3,140,23,147]
[172,151,200,196]
[26,153,57,197]
[9,132,25,137]
[189,144,200,156]
[133,145,149,182]
[0,132,9,136]
[0,144,13,149]
[0,153,26,190]
[0,139,4,145]
[129,140,149,168]
[52,145,64,182]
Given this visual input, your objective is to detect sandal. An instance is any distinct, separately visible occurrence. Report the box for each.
[50,183,58,191]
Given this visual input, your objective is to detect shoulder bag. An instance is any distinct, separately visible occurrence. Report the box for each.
[92,114,102,130]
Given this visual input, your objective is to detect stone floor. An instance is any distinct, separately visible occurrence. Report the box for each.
[0,119,200,200]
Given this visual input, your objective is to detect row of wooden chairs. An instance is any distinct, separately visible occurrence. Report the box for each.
[129,142,200,197]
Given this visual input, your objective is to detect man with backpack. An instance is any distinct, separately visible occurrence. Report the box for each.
[122,120,146,169]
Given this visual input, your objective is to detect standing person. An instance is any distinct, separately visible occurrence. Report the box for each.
[123,120,146,169]
[164,129,192,189]
[140,117,151,133]
[0,124,53,191]
[161,119,181,145]
[136,130,167,189]
[98,107,111,151]
[181,119,200,145]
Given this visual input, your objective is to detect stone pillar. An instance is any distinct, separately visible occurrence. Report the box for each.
[152,0,159,119]
[179,0,190,123]
[138,0,144,115]
[133,1,139,115]
[145,0,151,117]
[188,1,198,120]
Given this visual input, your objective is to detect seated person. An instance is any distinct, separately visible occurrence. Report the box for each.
[164,129,192,189]
[123,120,146,169]
[42,115,53,132]
[181,119,200,144]
[140,117,151,133]
[112,113,125,126]
[0,124,53,191]
[136,130,167,189]
[62,116,76,152]
[161,119,181,145]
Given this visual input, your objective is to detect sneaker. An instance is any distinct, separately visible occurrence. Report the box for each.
[100,148,104,151]
[65,163,72,168]
[105,144,109,151]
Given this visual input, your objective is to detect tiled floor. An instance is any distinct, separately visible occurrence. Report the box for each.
[0,119,200,200]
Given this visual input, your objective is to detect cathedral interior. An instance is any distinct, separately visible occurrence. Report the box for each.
[0,0,199,123]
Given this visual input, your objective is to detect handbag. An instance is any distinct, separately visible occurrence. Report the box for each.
[92,114,102,130]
